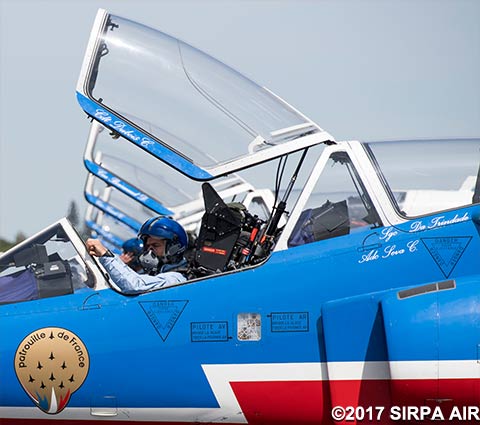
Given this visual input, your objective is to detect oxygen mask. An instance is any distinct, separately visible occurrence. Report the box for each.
[138,249,161,274]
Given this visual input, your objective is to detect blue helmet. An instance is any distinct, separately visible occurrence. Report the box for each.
[139,216,188,260]
[122,238,144,256]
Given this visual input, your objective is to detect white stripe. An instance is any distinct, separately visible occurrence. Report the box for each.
[203,362,326,381]
[327,361,391,381]
[2,361,478,422]
[327,360,480,381]
[47,387,58,414]
[390,360,480,380]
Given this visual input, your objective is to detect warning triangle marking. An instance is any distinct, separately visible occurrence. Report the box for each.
[421,237,472,278]
[139,300,188,341]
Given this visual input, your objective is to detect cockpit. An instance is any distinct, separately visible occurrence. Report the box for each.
[0,221,97,304]
[1,9,479,304]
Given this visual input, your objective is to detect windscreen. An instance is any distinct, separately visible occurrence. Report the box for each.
[365,139,480,217]
[0,223,95,303]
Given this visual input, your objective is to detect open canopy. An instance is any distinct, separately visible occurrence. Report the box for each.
[77,9,334,180]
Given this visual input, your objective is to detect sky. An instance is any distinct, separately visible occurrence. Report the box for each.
[0,0,479,241]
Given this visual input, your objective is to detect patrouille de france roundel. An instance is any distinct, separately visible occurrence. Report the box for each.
[14,327,89,414]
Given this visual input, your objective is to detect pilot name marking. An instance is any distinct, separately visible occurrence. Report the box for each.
[94,109,140,141]
[110,121,139,141]
[380,227,398,242]
[140,137,155,148]
[410,213,469,232]
[107,176,149,202]
[358,240,419,263]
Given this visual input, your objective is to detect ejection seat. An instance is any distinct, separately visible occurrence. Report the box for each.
[288,200,350,247]
[192,183,245,275]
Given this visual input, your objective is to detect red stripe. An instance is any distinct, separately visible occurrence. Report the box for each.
[231,380,332,425]
[231,379,480,425]
[2,379,480,425]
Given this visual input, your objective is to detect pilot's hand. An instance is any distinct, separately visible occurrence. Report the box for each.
[86,238,108,257]
[120,252,134,264]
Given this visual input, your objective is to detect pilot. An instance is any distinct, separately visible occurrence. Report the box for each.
[86,216,188,294]
[120,237,144,272]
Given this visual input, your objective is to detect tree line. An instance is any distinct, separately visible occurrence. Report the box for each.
[0,201,87,253]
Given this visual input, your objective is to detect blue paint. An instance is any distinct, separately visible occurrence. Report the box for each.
[77,93,213,181]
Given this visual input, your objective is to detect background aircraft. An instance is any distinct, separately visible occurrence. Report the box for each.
[84,121,275,234]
